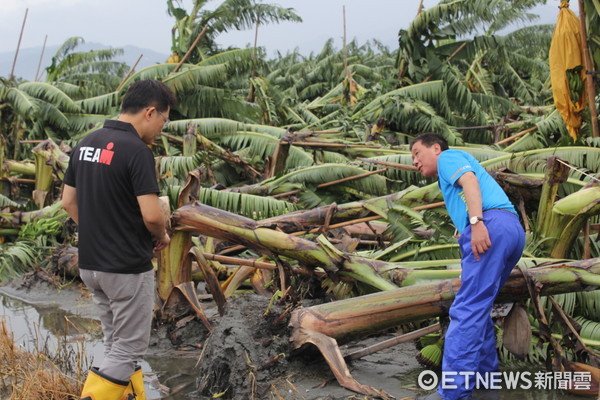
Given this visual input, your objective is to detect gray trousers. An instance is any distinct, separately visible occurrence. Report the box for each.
[80,269,155,381]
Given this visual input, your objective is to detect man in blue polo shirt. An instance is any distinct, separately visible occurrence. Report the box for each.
[410,132,525,400]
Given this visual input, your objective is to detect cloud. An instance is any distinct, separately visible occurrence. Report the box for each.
[2,0,94,18]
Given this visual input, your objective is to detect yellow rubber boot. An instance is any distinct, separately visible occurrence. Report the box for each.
[80,368,128,400]
[122,366,146,400]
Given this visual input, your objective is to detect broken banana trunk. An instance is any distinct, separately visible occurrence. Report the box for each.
[257,183,442,233]
[172,201,398,291]
[288,258,600,399]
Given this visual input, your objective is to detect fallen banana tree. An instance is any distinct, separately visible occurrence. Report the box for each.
[172,201,465,292]
[170,200,600,398]
[172,201,399,291]
[257,183,442,233]
[288,258,600,399]
[32,138,70,209]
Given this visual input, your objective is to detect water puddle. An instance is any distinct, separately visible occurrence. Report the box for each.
[0,292,198,399]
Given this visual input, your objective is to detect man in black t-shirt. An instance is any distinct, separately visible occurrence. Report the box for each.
[62,79,175,400]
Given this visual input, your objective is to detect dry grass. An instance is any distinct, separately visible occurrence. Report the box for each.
[0,318,87,399]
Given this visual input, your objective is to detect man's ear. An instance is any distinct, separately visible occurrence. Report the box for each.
[143,107,153,121]
[433,143,442,155]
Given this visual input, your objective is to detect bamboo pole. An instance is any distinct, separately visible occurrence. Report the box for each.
[455,125,497,131]
[272,168,388,198]
[290,141,383,149]
[0,177,35,184]
[116,54,143,92]
[294,130,342,135]
[422,42,467,83]
[290,215,382,236]
[358,157,418,171]
[345,323,440,361]
[290,201,445,236]
[583,220,591,259]
[9,8,28,82]
[261,183,442,233]
[202,253,276,270]
[35,35,47,82]
[578,0,599,138]
[251,18,259,76]
[318,168,387,188]
[174,24,208,73]
[18,140,43,144]
[495,126,537,146]
[247,18,260,103]
[159,131,184,143]
[417,0,424,15]
[342,6,348,79]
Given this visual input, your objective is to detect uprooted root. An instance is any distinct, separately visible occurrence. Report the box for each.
[196,294,293,399]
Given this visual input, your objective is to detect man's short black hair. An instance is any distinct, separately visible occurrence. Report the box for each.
[410,132,449,151]
[121,79,176,114]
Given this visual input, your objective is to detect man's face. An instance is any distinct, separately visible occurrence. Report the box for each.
[143,106,170,145]
[411,140,441,178]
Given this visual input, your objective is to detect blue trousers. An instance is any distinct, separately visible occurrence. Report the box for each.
[438,210,525,400]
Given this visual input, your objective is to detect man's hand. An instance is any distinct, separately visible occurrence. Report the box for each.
[153,232,171,252]
[471,222,491,261]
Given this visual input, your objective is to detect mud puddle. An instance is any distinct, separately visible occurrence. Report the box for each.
[0,280,593,400]
[0,284,199,400]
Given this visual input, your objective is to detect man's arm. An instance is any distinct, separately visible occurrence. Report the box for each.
[62,184,79,224]
[137,193,170,251]
[457,171,491,261]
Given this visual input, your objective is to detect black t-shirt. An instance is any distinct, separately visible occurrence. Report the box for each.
[63,120,159,273]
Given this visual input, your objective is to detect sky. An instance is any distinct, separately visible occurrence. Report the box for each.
[0,0,575,58]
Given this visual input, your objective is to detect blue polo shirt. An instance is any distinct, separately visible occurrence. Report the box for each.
[437,149,516,233]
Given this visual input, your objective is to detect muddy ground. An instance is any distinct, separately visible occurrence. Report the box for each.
[0,273,425,400]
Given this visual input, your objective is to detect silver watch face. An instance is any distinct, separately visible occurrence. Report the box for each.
[470,216,478,225]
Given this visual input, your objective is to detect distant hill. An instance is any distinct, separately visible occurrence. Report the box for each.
[0,42,169,81]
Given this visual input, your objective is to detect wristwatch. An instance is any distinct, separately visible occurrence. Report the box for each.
[469,216,485,225]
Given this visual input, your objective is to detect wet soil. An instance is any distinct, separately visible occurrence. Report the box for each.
[191,294,421,400]
[0,274,423,400]
[1,274,585,400]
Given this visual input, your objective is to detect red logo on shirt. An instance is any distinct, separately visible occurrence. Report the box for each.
[100,142,115,165]
[79,142,115,165]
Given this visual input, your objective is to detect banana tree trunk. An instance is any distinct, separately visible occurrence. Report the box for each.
[259,169,542,234]
[290,258,600,342]
[490,170,543,206]
[536,156,570,238]
[32,138,69,209]
[257,183,442,232]
[172,202,398,291]
[288,258,600,399]
[156,230,192,302]
[171,201,507,290]
[550,199,600,258]
[195,130,261,181]
[4,160,35,176]
[0,201,64,227]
